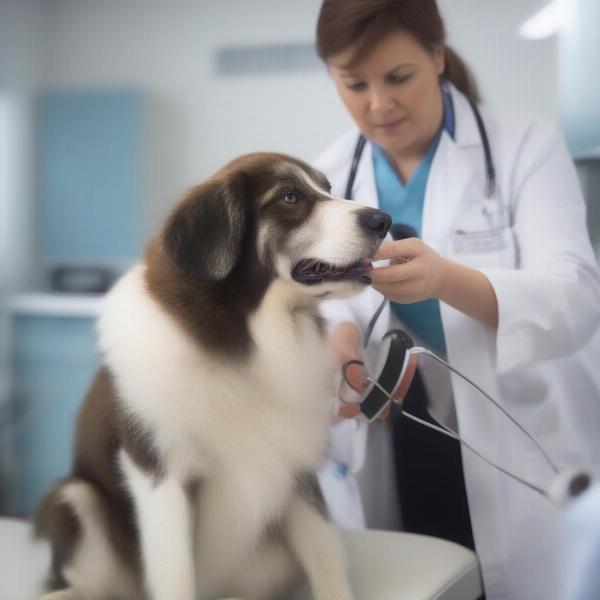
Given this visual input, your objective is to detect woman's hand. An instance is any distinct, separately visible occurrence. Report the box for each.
[328,322,392,421]
[328,321,362,370]
[328,322,365,420]
[369,238,499,330]
[369,238,448,303]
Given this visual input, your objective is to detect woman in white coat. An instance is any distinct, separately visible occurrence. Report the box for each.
[313,1,600,599]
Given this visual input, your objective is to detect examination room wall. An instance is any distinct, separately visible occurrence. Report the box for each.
[34,0,559,239]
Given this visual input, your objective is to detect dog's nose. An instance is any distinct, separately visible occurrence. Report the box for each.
[357,209,392,239]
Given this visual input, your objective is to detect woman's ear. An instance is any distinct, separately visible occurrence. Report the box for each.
[163,172,247,281]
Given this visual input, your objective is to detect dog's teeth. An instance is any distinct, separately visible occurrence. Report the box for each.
[293,258,372,284]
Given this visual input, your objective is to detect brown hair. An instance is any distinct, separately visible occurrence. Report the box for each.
[316,0,480,103]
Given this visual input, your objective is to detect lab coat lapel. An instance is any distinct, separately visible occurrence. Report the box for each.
[422,133,472,249]
[422,84,482,250]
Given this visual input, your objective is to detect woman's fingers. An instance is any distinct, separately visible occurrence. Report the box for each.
[337,403,362,419]
[371,282,419,303]
[337,400,391,421]
[369,259,421,285]
[372,238,422,262]
[344,361,368,392]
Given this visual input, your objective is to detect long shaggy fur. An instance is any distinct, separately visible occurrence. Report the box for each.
[35,152,390,600]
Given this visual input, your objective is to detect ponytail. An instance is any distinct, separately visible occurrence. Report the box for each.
[444,45,480,103]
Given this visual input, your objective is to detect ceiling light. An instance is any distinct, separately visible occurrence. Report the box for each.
[519,0,566,40]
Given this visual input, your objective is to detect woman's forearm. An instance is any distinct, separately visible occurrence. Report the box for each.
[438,258,499,331]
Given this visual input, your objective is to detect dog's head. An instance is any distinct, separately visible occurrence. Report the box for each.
[160,152,390,300]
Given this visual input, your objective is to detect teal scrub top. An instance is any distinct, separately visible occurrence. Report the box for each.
[372,83,455,355]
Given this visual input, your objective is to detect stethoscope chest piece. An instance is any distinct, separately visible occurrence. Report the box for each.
[548,467,592,507]
[340,329,594,507]
[357,330,415,422]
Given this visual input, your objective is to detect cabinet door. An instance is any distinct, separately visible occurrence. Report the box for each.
[38,89,144,272]
[6,315,99,516]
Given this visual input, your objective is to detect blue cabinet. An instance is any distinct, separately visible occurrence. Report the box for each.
[37,88,145,273]
[5,310,100,516]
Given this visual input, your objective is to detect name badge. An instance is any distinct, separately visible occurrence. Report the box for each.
[452,227,508,254]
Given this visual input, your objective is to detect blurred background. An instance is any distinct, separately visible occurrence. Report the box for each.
[0,0,598,518]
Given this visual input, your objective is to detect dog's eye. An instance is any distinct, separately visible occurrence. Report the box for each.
[282,191,299,204]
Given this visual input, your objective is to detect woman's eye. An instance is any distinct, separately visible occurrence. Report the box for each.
[283,191,299,204]
[388,74,412,85]
[346,82,367,92]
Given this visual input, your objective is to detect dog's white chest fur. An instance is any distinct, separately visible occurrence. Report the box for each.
[100,267,335,594]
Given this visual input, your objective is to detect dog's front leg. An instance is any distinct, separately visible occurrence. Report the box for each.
[284,498,354,600]
[120,451,196,600]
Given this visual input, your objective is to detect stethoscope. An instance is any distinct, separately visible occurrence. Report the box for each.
[339,97,593,507]
[338,329,593,507]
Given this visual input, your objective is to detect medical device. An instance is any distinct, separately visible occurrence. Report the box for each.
[338,329,593,507]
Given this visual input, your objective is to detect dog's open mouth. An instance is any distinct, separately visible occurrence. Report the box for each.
[291,258,372,285]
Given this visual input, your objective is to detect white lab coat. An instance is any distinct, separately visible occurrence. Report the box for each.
[314,84,600,600]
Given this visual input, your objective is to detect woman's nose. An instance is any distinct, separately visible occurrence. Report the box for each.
[369,86,396,113]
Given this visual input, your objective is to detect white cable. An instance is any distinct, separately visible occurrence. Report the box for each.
[366,375,549,499]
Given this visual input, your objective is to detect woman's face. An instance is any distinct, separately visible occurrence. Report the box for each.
[328,31,445,161]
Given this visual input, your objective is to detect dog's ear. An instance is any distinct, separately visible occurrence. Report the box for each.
[164,172,247,281]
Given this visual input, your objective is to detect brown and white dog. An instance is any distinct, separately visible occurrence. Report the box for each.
[35,152,391,600]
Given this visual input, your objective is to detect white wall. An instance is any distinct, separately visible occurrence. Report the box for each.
[40,0,347,237]
[39,0,560,239]
[439,0,558,117]
[0,0,46,407]
[0,0,46,294]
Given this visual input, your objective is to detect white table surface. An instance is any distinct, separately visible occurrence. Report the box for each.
[0,518,482,600]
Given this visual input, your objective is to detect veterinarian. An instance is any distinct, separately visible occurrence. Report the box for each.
[313,1,600,599]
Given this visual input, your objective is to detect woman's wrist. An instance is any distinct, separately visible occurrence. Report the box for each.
[437,258,499,331]
[436,257,456,300]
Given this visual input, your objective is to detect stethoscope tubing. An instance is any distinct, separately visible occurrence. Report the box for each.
[415,347,559,475]
[356,345,563,502]
[466,97,496,198]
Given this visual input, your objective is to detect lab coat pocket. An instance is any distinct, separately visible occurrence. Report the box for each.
[450,225,517,269]
[318,419,369,529]
[326,418,369,473]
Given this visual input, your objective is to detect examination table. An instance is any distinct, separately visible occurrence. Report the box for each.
[0,517,483,600]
